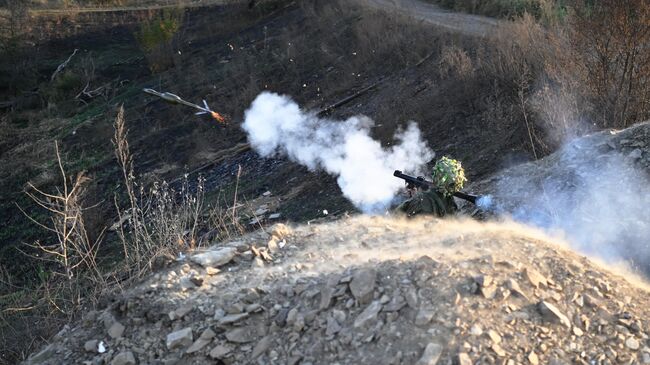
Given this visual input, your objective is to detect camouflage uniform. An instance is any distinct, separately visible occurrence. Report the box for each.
[395,157,465,218]
[396,189,458,217]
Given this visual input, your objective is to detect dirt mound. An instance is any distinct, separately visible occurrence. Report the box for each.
[25,217,650,364]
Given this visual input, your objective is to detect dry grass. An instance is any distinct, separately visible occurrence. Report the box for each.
[113,106,207,277]
[0,107,246,363]
[431,0,568,23]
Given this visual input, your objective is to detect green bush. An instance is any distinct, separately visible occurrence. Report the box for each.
[135,9,183,73]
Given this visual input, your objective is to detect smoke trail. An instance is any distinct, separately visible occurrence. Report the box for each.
[242,92,434,212]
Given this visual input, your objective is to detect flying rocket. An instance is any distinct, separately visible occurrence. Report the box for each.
[143,88,226,124]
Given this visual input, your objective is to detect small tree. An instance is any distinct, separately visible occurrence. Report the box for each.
[20,142,104,283]
[571,0,650,128]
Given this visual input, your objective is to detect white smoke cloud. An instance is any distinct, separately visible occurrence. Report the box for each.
[486,133,650,274]
[242,92,434,212]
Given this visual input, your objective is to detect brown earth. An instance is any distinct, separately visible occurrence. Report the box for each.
[24,216,650,364]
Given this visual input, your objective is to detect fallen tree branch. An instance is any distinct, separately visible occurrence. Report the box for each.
[51,48,79,81]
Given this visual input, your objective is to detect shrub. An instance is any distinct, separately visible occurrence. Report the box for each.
[135,8,184,73]
[112,106,206,277]
[570,0,650,128]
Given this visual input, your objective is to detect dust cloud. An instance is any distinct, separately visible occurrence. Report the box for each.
[491,134,650,275]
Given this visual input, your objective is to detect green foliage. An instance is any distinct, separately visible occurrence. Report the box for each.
[136,10,182,52]
[53,71,83,93]
[432,157,467,196]
[135,9,183,72]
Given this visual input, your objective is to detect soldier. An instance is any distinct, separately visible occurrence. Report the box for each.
[396,157,467,217]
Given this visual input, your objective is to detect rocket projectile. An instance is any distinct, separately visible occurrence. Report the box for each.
[143,88,226,124]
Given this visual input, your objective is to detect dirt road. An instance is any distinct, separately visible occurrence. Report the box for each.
[359,0,499,37]
[19,0,231,16]
[23,0,500,38]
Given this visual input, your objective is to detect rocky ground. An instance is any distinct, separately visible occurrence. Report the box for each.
[25,216,650,365]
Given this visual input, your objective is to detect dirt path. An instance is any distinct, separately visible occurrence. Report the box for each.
[22,0,500,38]
[358,0,500,37]
[19,0,231,16]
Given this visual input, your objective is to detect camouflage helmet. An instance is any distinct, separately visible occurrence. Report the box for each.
[431,157,466,196]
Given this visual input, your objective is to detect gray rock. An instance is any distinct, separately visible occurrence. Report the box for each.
[27,344,57,364]
[625,337,640,350]
[405,287,418,308]
[214,308,226,321]
[470,324,483,336]
[225,327,257,343]
[641,352,650,364]
[108,322,125,339]
[186,328,216,353]
[179,277,197,291]
[629,149,643,160]
[173,305,193,319]
[582,293,601,308]
[218,313,248,325]
[333,309,347,322]
[166,327,193,350]
[286,308,298,325]
[354,301,382,328]
[190,247,237,268]
[524,268,547,288]
[209,344,231,359]
[110,351,136,365]
[245,303,262,313]
[225,302,245,314]
[383,296,407,312]
[326,316,342,336]
[84,340,98,353]
[415,309,435,326]
[252,336,272,359]
[416,343,443,365]
[506,279,529,300]
[350,269,376,304]
[320,285,335,310]
[538,301,571,328]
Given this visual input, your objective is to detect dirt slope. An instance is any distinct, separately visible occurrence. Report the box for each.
[25,216,650,364]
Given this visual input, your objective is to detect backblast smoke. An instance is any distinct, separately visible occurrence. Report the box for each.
[488,131,650,275]
[242,92,434,212]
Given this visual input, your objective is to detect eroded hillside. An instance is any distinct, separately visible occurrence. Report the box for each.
[26,216,650,364]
